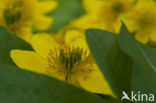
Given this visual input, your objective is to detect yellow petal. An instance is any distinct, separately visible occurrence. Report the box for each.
[135,33,149,44]
[65,29,85,44]
[31,33,57,58]
[83,0,104,14]
[33,16,53,30]
[10,50,49,74]
[66,32,90,55]
[52,32,65,44]
[18,27,32,43]
[70,38,89,53]
[149,31,156,42]
[38,0,58,13]
[77,64,114,96]
[64,29,89,52]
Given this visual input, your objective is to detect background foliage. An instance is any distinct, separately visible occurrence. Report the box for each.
[47,0,84,32]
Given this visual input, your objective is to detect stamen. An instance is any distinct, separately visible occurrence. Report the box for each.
[59,47,85,71]
[3,2,22,26]
[3,9,21,26]
[46,47,92,82]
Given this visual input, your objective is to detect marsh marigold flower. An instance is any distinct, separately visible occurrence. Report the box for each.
[83,0,134,33]
[10,33,114,96]
[122,0,156,43]
[0,0,57,41]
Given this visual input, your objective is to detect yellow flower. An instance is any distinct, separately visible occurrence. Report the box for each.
[51,14,111,45]
[122,0,156,43]
[0,0,57,41]
[83,0,134,33]
[53,0,136,43]
[71,14,110,32]
[10,33,114,96]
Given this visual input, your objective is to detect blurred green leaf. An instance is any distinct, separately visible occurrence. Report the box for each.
[0,63,115,103]
[0,26,33,66]
[97,94,119,103]
[86,23,156,102]
[47,0,84,32]
[86,29,133,100]
[119,23,156,95]
[119,23,156,72]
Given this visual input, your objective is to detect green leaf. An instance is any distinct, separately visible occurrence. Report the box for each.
[86,29,133,99]
[0,63,114,103]
[119,23,156,72]
[0,26,33,66]
[47,0,84,32]
[86,23,156,102]
[119,23,156,95]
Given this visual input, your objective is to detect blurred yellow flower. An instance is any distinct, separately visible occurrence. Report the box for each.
[10,33,114,96]
[70,14,110,32]
[122,0,156,43]
[51,14,111,45]
[83,0,134,33]
[0,0,57,41]
[52,0,135,44]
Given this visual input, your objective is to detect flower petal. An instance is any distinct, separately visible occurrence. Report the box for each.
[33,16,53,30]
[149,32,156,42]
[65,30,90,54]
[77,64,114,96]
[65,29,85,44]
[38,0,58,13]
[70,38,90,55]
[135,33,149,44]
[83,0,104,14]
[10,50,49,74]
[31,33,58,58]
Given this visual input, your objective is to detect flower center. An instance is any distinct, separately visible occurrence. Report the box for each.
[111,1,123,14]
[139,15,156,29]
[100,1,126,23]
[59,47,84,71]
[46,47,92,81]
[134,9,156,33]
[3,2,22,26]
[3,9,21,26]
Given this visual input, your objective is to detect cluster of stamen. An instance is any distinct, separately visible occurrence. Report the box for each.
[46,47,92,81]
[59,47,86,71]
[3,2,22,26]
